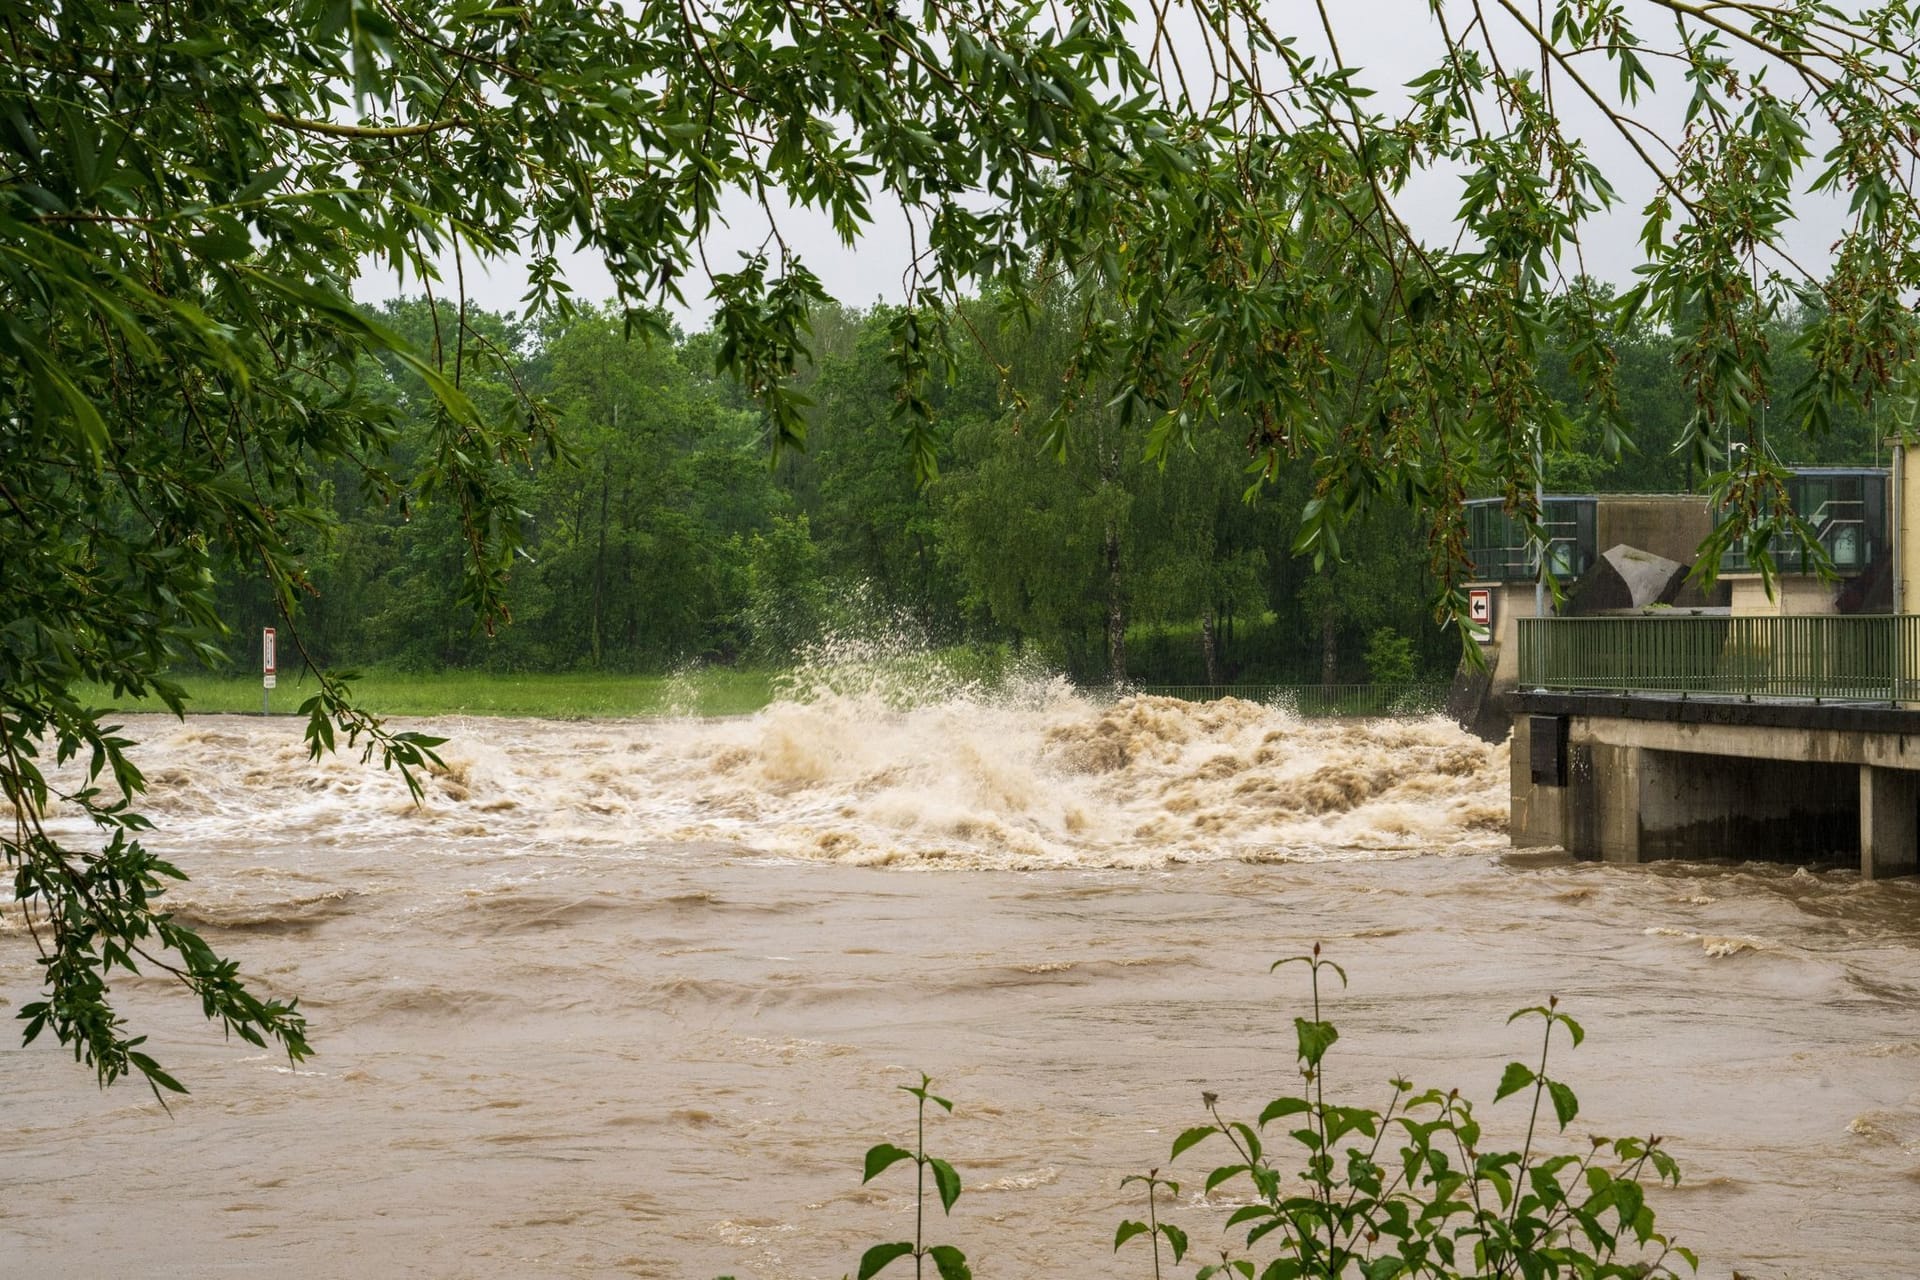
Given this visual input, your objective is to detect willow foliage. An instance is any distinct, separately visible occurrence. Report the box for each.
[5,0,1920,1087]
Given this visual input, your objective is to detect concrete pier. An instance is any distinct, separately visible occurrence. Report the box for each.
[1514,693,1920,878]
[1861,765,1920,878]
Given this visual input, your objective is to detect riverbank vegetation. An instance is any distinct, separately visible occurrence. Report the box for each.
[199,292,1895,696]
[75,668,778,719]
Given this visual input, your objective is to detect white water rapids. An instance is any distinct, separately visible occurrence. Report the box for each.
[3,686,1918,1278]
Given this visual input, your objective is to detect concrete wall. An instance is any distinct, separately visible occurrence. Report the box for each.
[1509,713,1564,847]
[1450,581,1539,741]
[1727,574,1840,617]
[1558,710,1920,769]
[1594,495,1714,567]
[1896,442,1920,615]
[1512,705,1919,876]
[1634,749,1857,863]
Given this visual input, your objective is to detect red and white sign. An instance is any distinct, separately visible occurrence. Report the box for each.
[1468,588,1493,629]
[262,626,277,688]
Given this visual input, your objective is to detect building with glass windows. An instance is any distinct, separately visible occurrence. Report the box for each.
[1463,497,1598,582]
[1718,467,1892,615]
[1453,473,1895,738]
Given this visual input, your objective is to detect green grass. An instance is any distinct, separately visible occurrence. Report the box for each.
[77,668,778,719]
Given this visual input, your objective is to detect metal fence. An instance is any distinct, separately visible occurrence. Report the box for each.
[1131,682,1451,717]
[1517,614,1920,702]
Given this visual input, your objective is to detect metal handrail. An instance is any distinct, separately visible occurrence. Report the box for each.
[1517,614,1920,703]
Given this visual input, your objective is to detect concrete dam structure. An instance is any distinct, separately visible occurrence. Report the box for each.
[1512,688,1919,878]
[1493,449,1920,877]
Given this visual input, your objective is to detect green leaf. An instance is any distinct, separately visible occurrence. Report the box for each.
[928,1157,962,1213]
[1494,1061,1535,1103]
[127,1051,188,1095]
[1205,1163,1249,1193]
[190,213,254,262]
[1546,1079,1579,1129]
[393,349,485,428]
[857,1242,915,1280]
[863,1143,914,1183]
[927,1245,970,1280]
[1611,1181,1645,1233]
[1171,1125,1218,1160]
[1294,1017,1338,1067]
[33,357,109,461]
[1259,1097,1310,1126]
[1231,1122,1262,1165]
[1159,1222,1188,1262]
[1114,1220,1150,1251]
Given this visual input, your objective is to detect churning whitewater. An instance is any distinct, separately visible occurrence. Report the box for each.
[114,687,1511,876]
[5,685,1920,1280]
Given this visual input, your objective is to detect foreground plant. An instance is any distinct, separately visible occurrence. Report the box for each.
[714,1073,970,1280]
[1116,1167,1190,1279]
[1150,947,1694,1279]
[854,1073,971,1280]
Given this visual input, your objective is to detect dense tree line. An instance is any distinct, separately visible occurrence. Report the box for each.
[209,293,1889,690]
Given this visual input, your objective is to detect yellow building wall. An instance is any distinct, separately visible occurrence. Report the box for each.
[1726,574,1840,618]
[1897,442,1920,617]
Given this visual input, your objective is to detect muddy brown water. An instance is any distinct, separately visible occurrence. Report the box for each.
[3,692,1918,1278]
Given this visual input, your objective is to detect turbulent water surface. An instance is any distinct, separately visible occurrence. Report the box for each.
[4,687,1920,1279]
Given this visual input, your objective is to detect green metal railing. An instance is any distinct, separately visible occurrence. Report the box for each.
[1132,682,1450,717]
[1518,615,1920,702]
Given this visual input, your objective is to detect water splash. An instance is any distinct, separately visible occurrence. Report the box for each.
[75,681,1509,876]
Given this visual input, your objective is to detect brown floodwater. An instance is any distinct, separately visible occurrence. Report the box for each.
[3,688,1918,1279]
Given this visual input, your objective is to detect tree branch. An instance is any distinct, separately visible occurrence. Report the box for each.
[261,110,467,138]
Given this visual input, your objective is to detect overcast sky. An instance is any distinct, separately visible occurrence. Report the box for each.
[353,1,1852,329]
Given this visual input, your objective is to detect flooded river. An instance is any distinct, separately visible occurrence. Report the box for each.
[4,689,1919,1278]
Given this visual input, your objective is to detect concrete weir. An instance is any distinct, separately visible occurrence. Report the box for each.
[1512,692,1920,877]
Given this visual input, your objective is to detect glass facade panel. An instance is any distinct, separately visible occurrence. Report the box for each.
[1720,468,1887,576]
[1464,497,1597,582]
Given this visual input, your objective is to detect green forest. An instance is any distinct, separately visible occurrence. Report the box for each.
[220,292,1892,691]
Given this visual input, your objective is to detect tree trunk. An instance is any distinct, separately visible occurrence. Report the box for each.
[1104,519,1127,686]
[1201,605,1219,685]
[916,532,935,633]
[1320,613,1338,687]
[591,461,609,667]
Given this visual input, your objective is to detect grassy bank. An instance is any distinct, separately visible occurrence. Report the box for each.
[82,661,1446,721]
[77,668,779,719]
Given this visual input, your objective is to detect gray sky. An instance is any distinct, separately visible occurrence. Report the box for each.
[353,1,1853,328]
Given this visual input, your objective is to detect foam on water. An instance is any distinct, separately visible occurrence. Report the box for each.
[64,679,1509,876]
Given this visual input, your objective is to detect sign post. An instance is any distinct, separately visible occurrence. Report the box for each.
[1467,588,1494,644]
[262,626,277,716]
